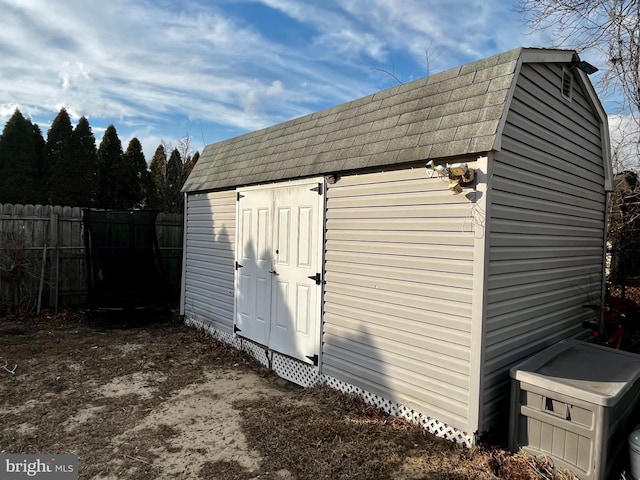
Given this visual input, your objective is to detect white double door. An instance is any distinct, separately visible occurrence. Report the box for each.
[234,180,324,365]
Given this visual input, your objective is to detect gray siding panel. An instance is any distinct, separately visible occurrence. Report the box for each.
[481,63,606,430]
[183,191,236,332]
[323,167,476,432]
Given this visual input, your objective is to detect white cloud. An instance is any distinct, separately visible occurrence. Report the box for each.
[0,0,615,162]
[240,80,286,116]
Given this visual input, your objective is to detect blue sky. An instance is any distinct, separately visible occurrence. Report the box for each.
[0,0,613,162]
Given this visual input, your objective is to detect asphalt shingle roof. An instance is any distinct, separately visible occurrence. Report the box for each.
[182,48,562,193]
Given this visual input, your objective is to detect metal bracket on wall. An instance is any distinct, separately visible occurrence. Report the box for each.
[307,273,322,285]
[306,354,319,366]
[310,183,323,195]
[235,261,243,270]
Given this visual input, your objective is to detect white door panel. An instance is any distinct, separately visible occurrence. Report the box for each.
[235,181,323,365]
[235,190,272,346]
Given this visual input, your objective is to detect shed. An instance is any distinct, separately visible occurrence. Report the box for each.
[180,47,612,445]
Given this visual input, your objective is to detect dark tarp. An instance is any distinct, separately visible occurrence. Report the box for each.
[83,209,170,314]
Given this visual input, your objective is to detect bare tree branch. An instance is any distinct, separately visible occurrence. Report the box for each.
[370,40,438,85]
[369,61,403,85]
[518,0,640,123]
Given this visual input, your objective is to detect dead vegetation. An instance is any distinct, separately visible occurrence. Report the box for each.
[0,309,581,479]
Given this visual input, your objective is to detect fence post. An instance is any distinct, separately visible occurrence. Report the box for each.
[49,211,59,313]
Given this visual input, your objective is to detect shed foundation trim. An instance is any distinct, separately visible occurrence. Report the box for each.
[185,316,474,447]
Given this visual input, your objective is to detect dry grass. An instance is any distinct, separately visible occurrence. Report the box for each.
[0,309,582,479]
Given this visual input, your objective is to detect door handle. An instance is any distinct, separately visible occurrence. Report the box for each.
[269,270,278,275]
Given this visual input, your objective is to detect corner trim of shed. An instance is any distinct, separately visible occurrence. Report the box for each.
[467,154,492,437]
[575,68,614,192]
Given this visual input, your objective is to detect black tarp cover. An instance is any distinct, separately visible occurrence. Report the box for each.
[83,209,168,311]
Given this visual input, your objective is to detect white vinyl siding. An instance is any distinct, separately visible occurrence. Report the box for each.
[481,63,606,430]
[322,167,476,432]
[183,191,236,332]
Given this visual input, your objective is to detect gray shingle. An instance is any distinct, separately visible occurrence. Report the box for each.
[387,134,421,152]
[319,120,345,135]
[396,145,431,163]
[437,71,476,93]
[366,151,399,168]
[360,106,392,123]
[336,145,365,161]
[430,138,472,158]
[406,117,442,136]
[454,120,498,140]
[352,131,382,147]
[388,98,422,117]
[331,137,356,151]
[182,47,568,193]
[428,98,468,119]
[419,127,457,146]
[460,55,500,75]
[369,115,401,133]
[477,105,506,122]
[344,155,372,170]
[377,124,410,141]
[450,81,490,103]
[474,60,518,83]
[346,122,374,138]
[416,90,453,110]
[439,110,480,130]
[314,112,339,127]
[305,133,328,147]
[469,134,497,153]
[360,139,390,155]
[355,99,383,116]
[325,127,354,144]
[397,109,430,126]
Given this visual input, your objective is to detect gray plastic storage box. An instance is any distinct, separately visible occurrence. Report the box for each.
[509,339,640,480]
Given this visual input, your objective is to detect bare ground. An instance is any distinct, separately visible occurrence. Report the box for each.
[0,309,580,479]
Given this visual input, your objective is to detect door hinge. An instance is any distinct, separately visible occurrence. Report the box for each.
[306,354,319,366]
[310,183,323,195]
[237,192,244,201]
[307,273,322,285]
[235,261,243,270]
[234,325,242,333]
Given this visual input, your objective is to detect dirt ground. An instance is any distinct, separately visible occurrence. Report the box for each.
[0,309,582,479]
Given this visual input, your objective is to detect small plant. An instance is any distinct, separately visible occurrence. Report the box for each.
[0,230,40,315]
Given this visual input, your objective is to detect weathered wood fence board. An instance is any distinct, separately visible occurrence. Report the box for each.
[155,212,184,301]
[0,204,183,312]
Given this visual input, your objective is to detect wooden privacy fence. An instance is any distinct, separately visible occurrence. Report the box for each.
[0,204,183,313]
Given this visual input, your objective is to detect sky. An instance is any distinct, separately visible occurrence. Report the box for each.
[0,0,616,162]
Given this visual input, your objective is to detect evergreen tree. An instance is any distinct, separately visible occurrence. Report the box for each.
[123,137,148,208]
[146,144,166,210]
[184,150,199,178]
[165,148,184,213]
[45,108,75,206]
[31,123,46,201]
[96,124,125,209]
[0,109,43,204]
[68,117,98,207]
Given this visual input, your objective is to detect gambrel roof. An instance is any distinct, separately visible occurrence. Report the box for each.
[183,47,597,193]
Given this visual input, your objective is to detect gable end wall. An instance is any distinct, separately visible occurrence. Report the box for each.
[481,62,606,432]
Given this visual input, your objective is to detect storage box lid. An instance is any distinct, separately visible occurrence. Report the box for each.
[510,339,640,407]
